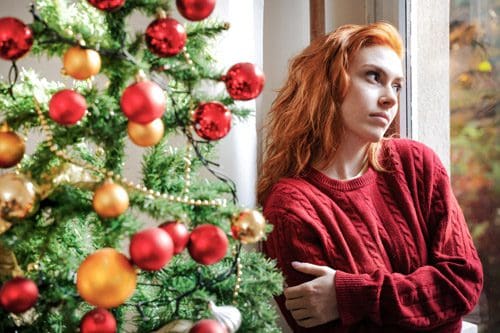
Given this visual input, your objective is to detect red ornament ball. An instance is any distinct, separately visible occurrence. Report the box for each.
[49,89,87,125]
[222,62,265,100]
[80,308,117,333]
[0,17,33,61]
[159,221,190,254]
[176,0,216,21]
[87,0,125,11]
[145,18,186,57]
[188,224,228,265]
[129,228,174,271]
[121,80,166,124]
[192,102,231,141]
[0,277,38,314]
[189,319,227,333]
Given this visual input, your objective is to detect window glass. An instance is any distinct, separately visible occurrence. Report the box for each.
[450,1,499,332]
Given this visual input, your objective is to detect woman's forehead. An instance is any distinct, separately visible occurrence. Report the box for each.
[350,46,404,79]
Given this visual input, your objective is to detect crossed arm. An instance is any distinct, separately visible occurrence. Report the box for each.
[283,261,339,328]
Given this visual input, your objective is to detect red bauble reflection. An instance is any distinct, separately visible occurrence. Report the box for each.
[87,0,125,11]
[0,277,38,314]
[188,224,228,265]
[0,17,34,61]
[189,319,227,333]
[129,228,174,271]
[192,102,231,141]
[176,0,216,21]
[222,62,265,100]
[159,221,190,254]
[120,80,166,124]
[80,308,117,333]
[49,89,87,125]
[145,18,186,57]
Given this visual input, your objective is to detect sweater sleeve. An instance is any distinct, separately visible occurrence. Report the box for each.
[335,148,483,329]
[263,182,338,332]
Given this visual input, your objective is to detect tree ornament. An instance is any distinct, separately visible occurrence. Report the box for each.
[8,307,39,326]
[176,0,216,21]
[0,244,21,278]
[121,78,166,124]
[145,16,187,57]
[188,224,228,265]
[192,102,231,141]
[0,17,33,61]
[159,221,190,254]
[154,319,194,333]
[231,209,266,244]
[87,0,125,11]
[129,228,174,271]
[80,308,117,333]
[209,301,241,333]
[0,173,38,224]
[127,118,164,147]
[0,123,25,168]
[77,248,137,308]
[49,89,87,126]
[189,319,227,333]
[62,46,101,80]
[222,63,265,100]
[92,180,129,218]
[0,277,39,314]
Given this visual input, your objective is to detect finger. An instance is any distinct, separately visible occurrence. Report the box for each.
[284,284,306,299]
[291,261,327,277]
[290,308,311,321]
[285,297,305,311]
[297,317,320,328]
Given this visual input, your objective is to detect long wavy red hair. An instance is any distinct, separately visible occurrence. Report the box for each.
[257,22,404,203]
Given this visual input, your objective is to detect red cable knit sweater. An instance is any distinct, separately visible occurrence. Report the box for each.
[263,139,483,333]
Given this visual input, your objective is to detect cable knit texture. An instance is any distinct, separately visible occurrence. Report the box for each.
[263,138,483,333]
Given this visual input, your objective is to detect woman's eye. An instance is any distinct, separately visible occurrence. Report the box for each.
[367,71,380,82]
[392,84,402,93]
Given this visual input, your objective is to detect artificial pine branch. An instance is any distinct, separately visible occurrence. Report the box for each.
[0,0,282,332]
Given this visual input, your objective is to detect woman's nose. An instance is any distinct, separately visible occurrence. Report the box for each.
[378,88,397,109]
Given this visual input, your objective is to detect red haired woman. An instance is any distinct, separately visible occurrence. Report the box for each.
[258,22,482,332]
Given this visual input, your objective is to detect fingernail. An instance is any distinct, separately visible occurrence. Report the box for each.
[291,261,300,267]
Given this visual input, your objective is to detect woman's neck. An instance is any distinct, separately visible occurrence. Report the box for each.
[317,139,370,181]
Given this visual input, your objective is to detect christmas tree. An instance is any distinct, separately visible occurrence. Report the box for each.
[0,0,282,332]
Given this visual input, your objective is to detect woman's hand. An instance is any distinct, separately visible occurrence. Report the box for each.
[284,262,340,328]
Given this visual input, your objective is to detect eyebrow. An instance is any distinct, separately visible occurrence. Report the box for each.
[361,64,405,82]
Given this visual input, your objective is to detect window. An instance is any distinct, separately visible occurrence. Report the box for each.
[450,1,500,332]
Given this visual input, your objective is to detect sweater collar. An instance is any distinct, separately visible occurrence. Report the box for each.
[302,166,377,192]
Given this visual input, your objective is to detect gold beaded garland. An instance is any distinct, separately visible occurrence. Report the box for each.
[33,99,226,208]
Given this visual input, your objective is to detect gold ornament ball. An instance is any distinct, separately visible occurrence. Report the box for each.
[127,118,164,147]
[231,209,266,244]
[0,173,38,223]
[62,46,101,80]
[0,124,25,168]
[93,180,129,218]
[77,248,137,308]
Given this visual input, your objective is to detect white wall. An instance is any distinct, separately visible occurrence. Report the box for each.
[408,0,450,170]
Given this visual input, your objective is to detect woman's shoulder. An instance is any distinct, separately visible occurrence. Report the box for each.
[265,177,312,202]
[384,137,440,166]
[263,176,317,213]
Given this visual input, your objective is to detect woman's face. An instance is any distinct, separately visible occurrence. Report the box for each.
[339,45,404,144]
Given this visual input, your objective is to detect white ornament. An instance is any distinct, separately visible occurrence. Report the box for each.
[209,301,242,333]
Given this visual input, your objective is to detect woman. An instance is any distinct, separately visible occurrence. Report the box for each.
[258,22,483,333]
